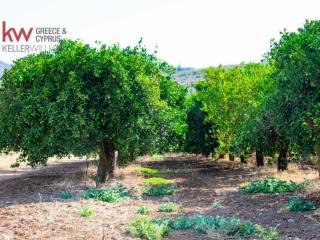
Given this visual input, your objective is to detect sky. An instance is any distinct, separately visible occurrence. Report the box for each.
[0,0,319,67]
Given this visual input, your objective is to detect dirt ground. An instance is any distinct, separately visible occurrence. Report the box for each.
[1,154,320,240]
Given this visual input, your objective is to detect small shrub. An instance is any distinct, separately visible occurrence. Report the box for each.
[239,176,304,193]
[255,225,279,240]
[138,206,150,215]
[211,200,222,208]
[143,184,180,197]
[127,215,170,240]
[128,213,278,239]
[137,167,160,174]
[58,191,73,199]
[169,214,264,237]
[151,214,171,225]
[169,214,193,230]
[284,195,316,212]
[158,202,179,212]
[79,205,94,217]
[83,183,129,202]
[144,177,170,184]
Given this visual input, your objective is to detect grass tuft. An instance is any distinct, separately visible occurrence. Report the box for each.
[83,183,129,202]
[144,177,170,184]
[79,205,94,217]
[137,167,160,174]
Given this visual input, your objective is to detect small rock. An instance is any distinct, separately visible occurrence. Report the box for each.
[288,218,294,223]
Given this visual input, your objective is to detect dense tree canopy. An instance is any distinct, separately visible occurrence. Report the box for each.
[184,81,217,156]
[1,20,320,180]
[0,39,186,182]
[267,20,320,157]
[200,63,271,158]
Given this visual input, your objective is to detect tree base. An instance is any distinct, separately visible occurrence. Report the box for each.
[96,141,116,184]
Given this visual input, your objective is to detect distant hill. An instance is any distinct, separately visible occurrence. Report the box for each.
[0,61,10,77]
[172,65,238,89]
[172,67,204,89]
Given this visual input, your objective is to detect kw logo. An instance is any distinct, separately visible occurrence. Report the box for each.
[2,21,33,42]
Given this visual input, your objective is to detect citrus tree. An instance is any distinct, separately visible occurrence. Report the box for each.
[201,63,270,162]
[265,20,320,171]
[184,80,217,156]
[0,39,183,183]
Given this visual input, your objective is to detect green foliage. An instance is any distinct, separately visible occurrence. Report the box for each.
[137,167,160,174]
[201,63,271,154]
[211,200,222,208]
[171,214,255,237]
[144,177,170,184]
[170,214,277,238]
[128,213,278,239]
[83,183,129,202]
[0,39,186,173]
[284,195,316,212]
[127,215,170,240]
[58,191,73,199]
[155,77,188,153]
[79,205,94,217]
[137,206,151,215]
[255,225,279,240]
[239,176,304,193]
[266,20,320,157]
[152,154,164,161]
[143,184,179,197]
[158,202,179,212]
[184,89,217,156]
[235,20,320,162]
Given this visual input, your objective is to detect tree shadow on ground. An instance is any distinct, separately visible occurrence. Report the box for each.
[0,161,95,207]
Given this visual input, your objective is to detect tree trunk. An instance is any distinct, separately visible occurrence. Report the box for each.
[256,150,264,167]
[240,155,247,164]
[277,148,288,171]
[219,154,225,159]
[97,141,116,183]
[129,150,135,162]
[229,154,235,161]
[315,145,320,177]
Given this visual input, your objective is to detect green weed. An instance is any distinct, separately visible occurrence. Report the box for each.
[127,215,170,240]
[143,184,180,197]
[284,195,316,212]
[239,176,304,193]
[137,167,160,174]
[211,200,222,208]
[83,183,129,202]
[255,225,279,240]
[128,213,278,239]
[158,202,179,212]
[144,177,170,184]
[58,191,73,199]
[138,206,151,215]
[79,205,94,217]
[152,154,164,161]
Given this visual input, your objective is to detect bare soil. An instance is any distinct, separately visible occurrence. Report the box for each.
[0,154,320,240]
